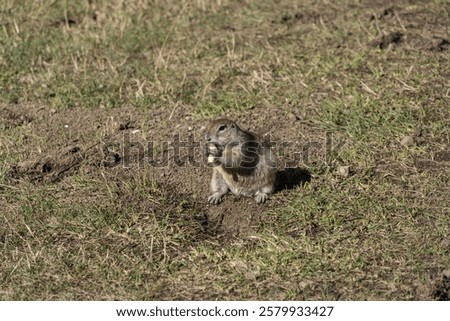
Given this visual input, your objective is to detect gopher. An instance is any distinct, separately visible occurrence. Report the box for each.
[204,119,277,204]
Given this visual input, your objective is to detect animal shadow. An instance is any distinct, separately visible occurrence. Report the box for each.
[275,167,311,192]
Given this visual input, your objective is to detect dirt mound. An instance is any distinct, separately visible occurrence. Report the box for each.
[3,103,315,237]
[0,107,33,129]
[366,5,450,52]
[9,145,84,183]
[371,31,403,49]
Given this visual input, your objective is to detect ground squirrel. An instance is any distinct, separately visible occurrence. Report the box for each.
[204,119,277,204]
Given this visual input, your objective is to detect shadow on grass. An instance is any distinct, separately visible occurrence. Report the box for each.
[275,167,311,192]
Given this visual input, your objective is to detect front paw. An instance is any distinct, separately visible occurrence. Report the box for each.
[208,193,223,205]
[205,142,223,156]
[255,192,268,204]
[207,154,218,165]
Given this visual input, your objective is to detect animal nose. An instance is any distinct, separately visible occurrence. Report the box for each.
[205,135,211,141]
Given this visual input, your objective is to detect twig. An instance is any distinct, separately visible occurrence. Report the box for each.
[394,76,417,92]
[371,11,382,36]
[358,18,375,39]
[360,81,377,96]
[0,183,19,190]
[394,11,407,32]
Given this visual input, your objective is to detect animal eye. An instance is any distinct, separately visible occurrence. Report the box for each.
[218,125,227,131]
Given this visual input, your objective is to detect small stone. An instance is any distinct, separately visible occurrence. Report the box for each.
[337,165,350,177]
[400,135,414,147]
[67,146,80,153]
[344,95,355,106]
[287,112,298,121]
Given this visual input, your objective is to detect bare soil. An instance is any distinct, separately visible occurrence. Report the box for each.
[2,102,316,235]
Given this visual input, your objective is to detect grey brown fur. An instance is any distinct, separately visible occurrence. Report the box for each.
[204,119,277,204]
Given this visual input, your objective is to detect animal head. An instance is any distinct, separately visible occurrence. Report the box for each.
[204,119,241,145]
